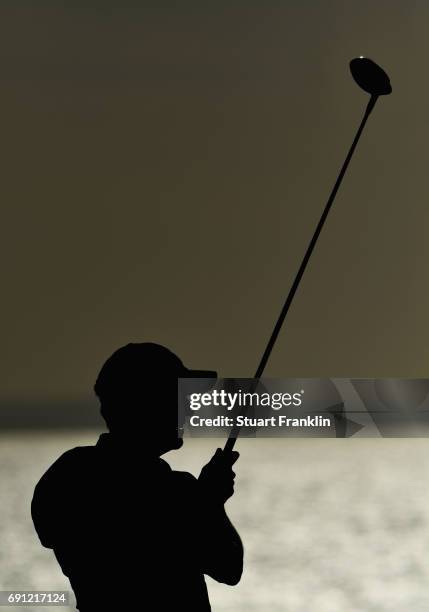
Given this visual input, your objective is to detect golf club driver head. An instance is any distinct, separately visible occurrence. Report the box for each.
[350,57,392,96]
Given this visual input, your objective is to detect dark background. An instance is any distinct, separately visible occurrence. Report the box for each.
[1,1,427,422]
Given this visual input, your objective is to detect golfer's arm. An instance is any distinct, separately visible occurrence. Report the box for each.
[201,503,243,585]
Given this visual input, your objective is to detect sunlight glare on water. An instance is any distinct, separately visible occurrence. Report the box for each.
[2,431,429,611]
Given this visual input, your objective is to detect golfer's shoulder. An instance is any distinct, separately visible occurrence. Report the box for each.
[171,468,197,482]
[35,446,96,492]
[170,468,199,494]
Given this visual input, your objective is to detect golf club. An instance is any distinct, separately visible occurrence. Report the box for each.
[224,57,392,452]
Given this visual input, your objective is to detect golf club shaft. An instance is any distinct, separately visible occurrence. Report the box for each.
[224,94,378,452]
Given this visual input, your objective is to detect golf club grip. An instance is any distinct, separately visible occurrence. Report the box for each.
[223,94,378,452]
[224,433,237,452]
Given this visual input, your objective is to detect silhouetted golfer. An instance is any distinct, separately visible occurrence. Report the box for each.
[31,343,243,611]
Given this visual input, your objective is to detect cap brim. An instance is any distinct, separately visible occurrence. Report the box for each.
[179,370,218,395]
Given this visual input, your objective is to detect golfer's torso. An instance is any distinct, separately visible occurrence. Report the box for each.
[50,448,211,611]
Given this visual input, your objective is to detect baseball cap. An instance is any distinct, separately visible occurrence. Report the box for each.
[94,342,217,399]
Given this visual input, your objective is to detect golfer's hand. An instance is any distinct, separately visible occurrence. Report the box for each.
[198,448,239,504]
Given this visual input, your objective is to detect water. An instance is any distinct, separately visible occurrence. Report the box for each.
[2,431,429,611]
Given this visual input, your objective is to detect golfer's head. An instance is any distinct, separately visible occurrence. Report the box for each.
[94,342,215,455]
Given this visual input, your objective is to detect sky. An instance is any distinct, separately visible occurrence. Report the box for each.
[1,1,429,401]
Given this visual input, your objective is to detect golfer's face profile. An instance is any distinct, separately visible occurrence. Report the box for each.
[128,380,183,452]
